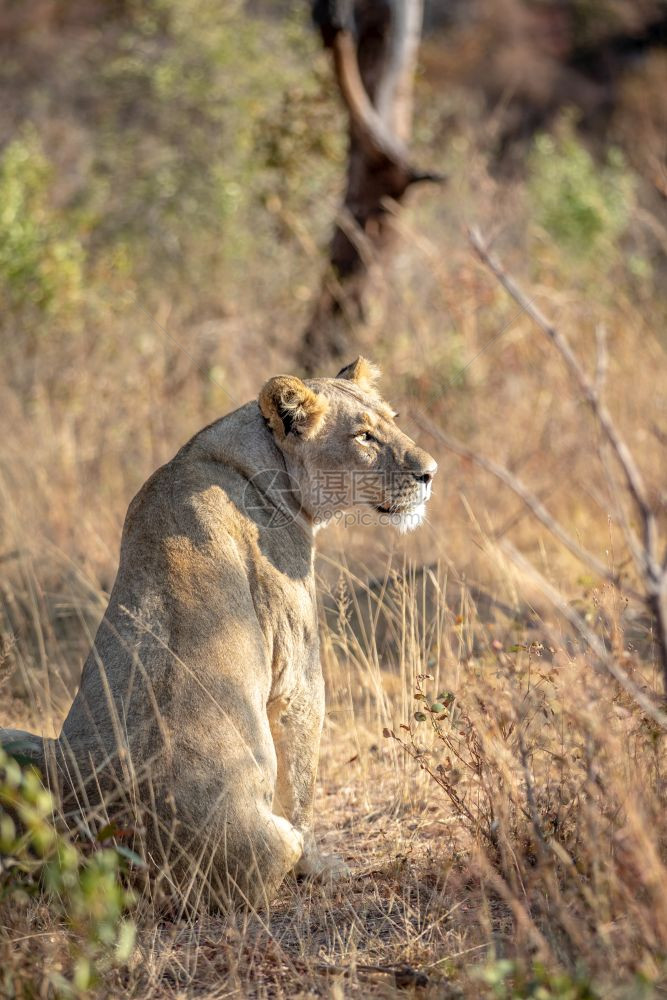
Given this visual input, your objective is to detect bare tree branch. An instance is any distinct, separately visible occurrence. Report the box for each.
[594,323,608,398]
[298,1,441,375]
[468,227,659,577]
[464,227,667,690]
[500,541,667,729]
[412,412,635,596]
[331,30,409,168]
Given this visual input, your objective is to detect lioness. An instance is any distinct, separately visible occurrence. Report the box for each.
[1,358,436,908]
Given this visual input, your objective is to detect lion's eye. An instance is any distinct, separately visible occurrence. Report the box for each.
[355,431,375,445]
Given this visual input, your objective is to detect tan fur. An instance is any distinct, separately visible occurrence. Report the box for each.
[0,359,436,909]
[258,375,328,441]
[335,357,381,392]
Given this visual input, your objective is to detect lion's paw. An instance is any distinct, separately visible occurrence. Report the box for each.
[295,850,351,882]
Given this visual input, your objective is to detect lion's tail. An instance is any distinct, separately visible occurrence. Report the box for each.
[0,728,50,773]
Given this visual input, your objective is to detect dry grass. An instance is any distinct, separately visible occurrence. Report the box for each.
[2,544,667,996]
[1,27,667,995]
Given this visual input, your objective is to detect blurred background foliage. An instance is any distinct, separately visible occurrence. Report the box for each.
[0,127,84,322]
[0,0,664,358]
[0,0,663,589]
[0,0,343,323]
[527,115,634,264]
[0,0,662,539]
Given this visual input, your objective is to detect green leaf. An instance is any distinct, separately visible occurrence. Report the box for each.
[96,822,120,843]
[114,845,147,870]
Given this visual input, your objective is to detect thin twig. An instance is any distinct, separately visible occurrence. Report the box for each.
[467,226,667,689]
[500,541,667,729]
[413,412,635,596]
[468,228,656,570]
[315,960,429,989]
[517,731,549,860]
[594,323,608,398]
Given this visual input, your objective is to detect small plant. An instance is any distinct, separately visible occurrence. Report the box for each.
[527,114,634,262]
[0,747,136,997]
[474,957,601,999]
[0,127,84,321]
[385,618,667,995]
[384,671,497,844]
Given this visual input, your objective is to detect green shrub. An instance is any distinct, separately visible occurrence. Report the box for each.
[0,0,339,333]
[474,958,600,999]
[527,115,634,262]
[0,128,84,320]
[81,0,337,299]
[0,747,135,997]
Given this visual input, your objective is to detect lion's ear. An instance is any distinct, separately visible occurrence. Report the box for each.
[335,357,381,392]
[259,376,328,441]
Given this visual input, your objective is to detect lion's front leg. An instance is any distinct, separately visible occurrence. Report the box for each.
[267,679,350,882]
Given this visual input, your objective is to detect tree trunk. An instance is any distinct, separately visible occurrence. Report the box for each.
[299,0,437,375]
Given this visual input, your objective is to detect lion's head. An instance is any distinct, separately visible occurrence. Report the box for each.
[259,358,437,533]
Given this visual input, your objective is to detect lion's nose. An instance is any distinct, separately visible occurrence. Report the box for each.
[414,460,437,485]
